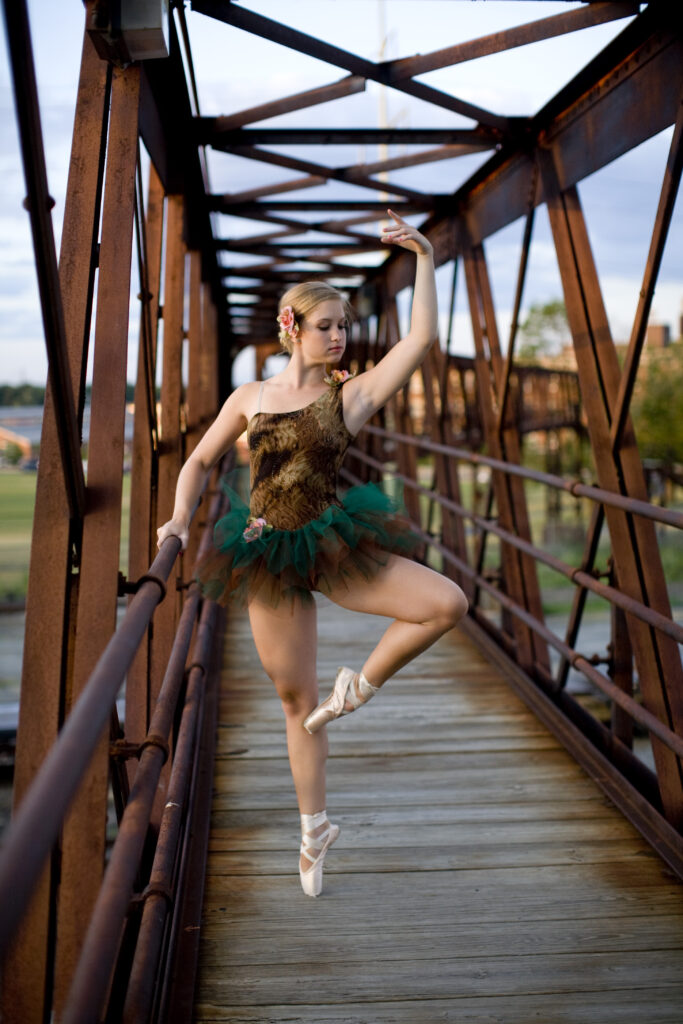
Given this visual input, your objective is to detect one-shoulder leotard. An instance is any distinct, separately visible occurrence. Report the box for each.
[196,378,419,606]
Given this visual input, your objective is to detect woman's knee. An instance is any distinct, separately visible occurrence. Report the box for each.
[431,579,468,630]
[274,678,317,718]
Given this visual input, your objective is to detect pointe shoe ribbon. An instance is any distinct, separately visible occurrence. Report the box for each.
[303,666,379,734]
[299,821,340,897]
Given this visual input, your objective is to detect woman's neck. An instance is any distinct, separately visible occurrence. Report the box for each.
[277,353,327,390]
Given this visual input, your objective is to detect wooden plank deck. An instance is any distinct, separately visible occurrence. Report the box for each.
[194,598,683,1024]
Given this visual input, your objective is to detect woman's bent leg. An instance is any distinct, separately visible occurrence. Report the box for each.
[325,555,468,687]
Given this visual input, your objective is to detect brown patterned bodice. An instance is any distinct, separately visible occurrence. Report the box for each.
[246,384,355,530]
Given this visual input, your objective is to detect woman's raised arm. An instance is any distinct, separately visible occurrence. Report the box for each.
[343,210,437,435]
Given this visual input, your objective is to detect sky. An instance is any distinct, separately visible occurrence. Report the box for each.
[1,0,681,386]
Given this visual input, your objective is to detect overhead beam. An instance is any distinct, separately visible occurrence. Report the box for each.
[216,174,325,205]
[216,240,387,254]
[212,73,365,130]
[348,144,494,178]
[190,0,509,131]
[384,2,638,80]
[203,127,499,147]
[226,200,431,212]
[227,143,434,202]
[378,8,683,295]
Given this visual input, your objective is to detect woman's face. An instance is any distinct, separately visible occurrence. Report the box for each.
[298,299,347,364]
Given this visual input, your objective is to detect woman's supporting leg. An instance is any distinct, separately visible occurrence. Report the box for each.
[247,593,337,883]
[325,554,468,687]
[248,594,325,812]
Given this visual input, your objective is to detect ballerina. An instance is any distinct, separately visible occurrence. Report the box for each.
[157,210,468,896]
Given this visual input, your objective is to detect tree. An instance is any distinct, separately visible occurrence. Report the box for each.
[631,343,683,468]
[517,299,570,362]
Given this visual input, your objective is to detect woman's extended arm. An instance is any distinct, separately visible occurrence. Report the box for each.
[343,210,437,435]
[156,384,252,550]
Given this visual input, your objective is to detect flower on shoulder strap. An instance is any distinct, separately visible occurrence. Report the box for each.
[243,516,273,542]
[323,369,355,387]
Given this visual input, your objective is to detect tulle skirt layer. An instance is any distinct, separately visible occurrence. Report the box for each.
[196,480,420,607]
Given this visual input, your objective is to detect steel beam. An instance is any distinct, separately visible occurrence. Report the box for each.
[191,0,509,130]
[52,64,141,1014]
[127,161,165,767]
[207,127,497,146]
[384,3,638,79]
[209,73,365,130]
[541,157,683,828]
[1,27,110,1024]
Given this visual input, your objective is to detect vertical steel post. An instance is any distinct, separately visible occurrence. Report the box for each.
[1,27,110,1024]
[127,162,165,759]
[462,239,549,674]
[541,156,683,827]
[53,64,141,1016]
[149,194,187,821]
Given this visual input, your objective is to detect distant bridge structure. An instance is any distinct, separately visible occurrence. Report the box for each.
[0,2,682,1021]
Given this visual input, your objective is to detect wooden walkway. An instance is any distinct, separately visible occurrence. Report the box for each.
[194,599,683,1024]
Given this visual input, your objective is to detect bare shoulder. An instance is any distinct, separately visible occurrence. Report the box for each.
[230,380,262,419]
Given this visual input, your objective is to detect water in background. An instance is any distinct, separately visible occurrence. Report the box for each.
[0,404,136,448]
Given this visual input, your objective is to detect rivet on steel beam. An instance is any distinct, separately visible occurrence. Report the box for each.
[138,732,170,765]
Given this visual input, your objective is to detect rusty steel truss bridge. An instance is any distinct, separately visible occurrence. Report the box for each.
[0,1,682,1020]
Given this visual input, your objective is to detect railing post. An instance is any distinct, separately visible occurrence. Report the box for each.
[461,236,550,676]
[185,249,204,570]
[126,161,165,769]
[149,193,187,821]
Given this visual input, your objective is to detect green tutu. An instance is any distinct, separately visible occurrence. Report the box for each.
[196,479,420,607]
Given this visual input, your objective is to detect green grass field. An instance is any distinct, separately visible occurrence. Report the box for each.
[1,464,681,613]
[0,469,131,603]
[0,471,36,603]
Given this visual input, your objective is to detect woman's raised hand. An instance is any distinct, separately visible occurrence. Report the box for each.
[380,209,433,257]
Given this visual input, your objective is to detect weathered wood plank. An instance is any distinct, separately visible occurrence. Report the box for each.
[193,988,683,1024]
[194,597,683,1022]
[198,913,683,966]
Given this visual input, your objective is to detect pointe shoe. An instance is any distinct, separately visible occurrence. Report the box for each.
[303,666,380,735]
[299,820,340,897]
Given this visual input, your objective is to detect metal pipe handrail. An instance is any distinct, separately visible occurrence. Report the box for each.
[123,600,219,1023]
[346,447,683,646]
[0,537,180,956]
[62,483,227,1020]
[347,459,683,763]
[362,423,683,531]
[61,588,201,1023]
[417,521,683,762]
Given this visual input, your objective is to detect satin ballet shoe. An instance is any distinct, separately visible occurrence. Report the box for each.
[303,666,380,735]
[299,819,340,897]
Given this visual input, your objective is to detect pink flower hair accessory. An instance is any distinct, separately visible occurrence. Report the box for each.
[277,305,300,345]
[242,516,273,542]
[323,369,356,387]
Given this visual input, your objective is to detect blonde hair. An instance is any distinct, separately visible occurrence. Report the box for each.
[277,281,353,354]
